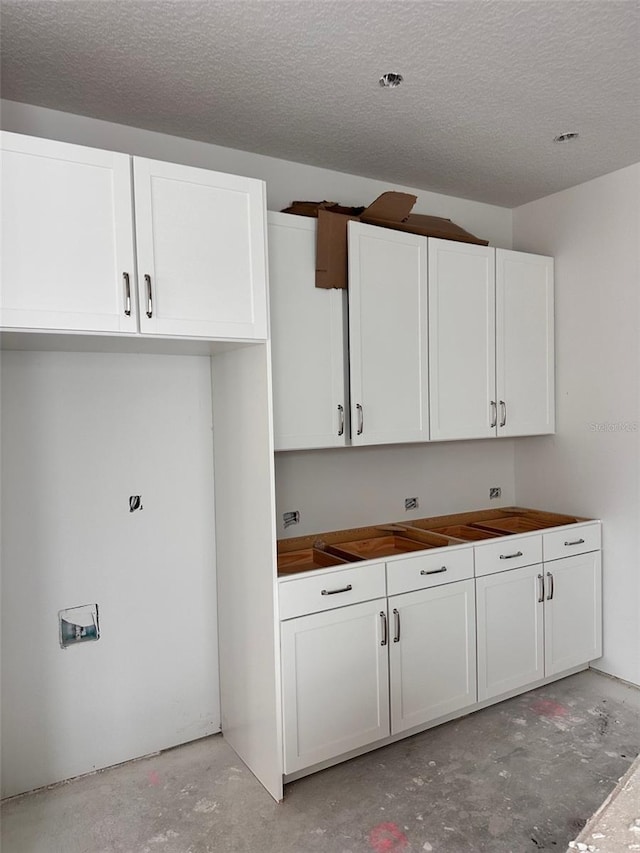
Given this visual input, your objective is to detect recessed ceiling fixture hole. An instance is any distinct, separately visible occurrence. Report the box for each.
[379,72,403,88]
[553,131,579,143]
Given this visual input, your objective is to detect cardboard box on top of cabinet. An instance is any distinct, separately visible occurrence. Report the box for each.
[281,192,489,289]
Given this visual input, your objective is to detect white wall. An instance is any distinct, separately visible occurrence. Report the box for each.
[512,163,640,687]
[275,440,517,538]
[0,100,513,249]
[1,351,219,797]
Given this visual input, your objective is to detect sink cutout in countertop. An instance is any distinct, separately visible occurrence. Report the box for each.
[326,535,437,561]
[277,548,349,575]
[471,515,579,535]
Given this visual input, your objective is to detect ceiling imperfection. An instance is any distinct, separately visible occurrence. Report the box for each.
[379,72,403,89]
[554,132,580,143]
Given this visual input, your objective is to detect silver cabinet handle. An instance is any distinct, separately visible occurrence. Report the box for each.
[537,573,545,603]
[380,611,388,646]
[499,400,507,428]
[123,272,131,316]
[499,551,523,560]
[393,608,400,643]
[321,583,353,596]
[420,566,447,576]
[337,404,345,436]
[356,403,363,435]
[546,571,554,601]
[490,400,497,428]
[564,538,585,547]
[145,274,153,318]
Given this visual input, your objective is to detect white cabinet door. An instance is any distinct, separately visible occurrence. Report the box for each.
[133,157,267,340]
[1,131,137,333]
[268,213,348,450]
[476,563,545,701]
[348,222,429,446]
[281,598,390,774]
[389,580,477,735]
[544,551,602,677]
[496,250,554,436]
[428,239,496,440]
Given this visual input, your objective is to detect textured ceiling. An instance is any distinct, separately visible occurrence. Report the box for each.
[1,0,639,207]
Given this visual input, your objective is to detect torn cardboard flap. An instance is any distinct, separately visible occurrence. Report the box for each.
[359,191,490,245]
[359,191,417,223]
[315,209,359,290]
[282,190,489,290]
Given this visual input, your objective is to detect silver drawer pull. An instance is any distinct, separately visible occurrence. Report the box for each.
[490,400,497,429]
[321,584,353,596]
[499,400,507,428]
[546,571,554,601]
[123,272,131,316]
[337,404,345,436]
[420,566,447,575]
[393,608,400,643]
[145,274,153,318]
[380,611,388,646]
[356,403,364,435]
[564,538,585,546]
[500,551,524,560]
[537,573,545,603]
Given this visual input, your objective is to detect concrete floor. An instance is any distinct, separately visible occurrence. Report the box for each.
[2,670,639,853]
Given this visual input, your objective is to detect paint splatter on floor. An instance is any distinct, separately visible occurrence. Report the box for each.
[530,698,569,717]
[147,770,161,786]
[368,822,408,852]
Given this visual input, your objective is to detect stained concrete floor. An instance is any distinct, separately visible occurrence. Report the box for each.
[2,670,640,853]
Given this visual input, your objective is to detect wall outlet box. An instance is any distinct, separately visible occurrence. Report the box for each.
[59,603,100,649]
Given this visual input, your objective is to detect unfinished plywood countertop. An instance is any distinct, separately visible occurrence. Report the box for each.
[277,506,592,576]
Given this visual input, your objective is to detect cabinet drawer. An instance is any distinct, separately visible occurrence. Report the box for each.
[387,547,473,596]
[279,563,386,620]
[543,523,601,562]
[474,535,542,577]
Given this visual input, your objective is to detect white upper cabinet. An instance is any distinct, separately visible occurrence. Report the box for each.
[1,132,268,341]
[268,213,348,450]
[133,157,267,340]
[1,131,137,333]
[496,249,555,436]
[348,222,429,446]
[428,239,496,440]
[428,239,554,441]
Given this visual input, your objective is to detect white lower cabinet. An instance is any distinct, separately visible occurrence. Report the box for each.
[544,551,602,677]
[280,524,602,778]
[476,563,545,701]
[281,598,390,774]
[281,559,477,773]
[477,544,602,701]
[389,579,477,734]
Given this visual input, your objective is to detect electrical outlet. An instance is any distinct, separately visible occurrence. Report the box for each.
[283,510,300,528]
[404,497,419,511]
[489,487,502,499]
